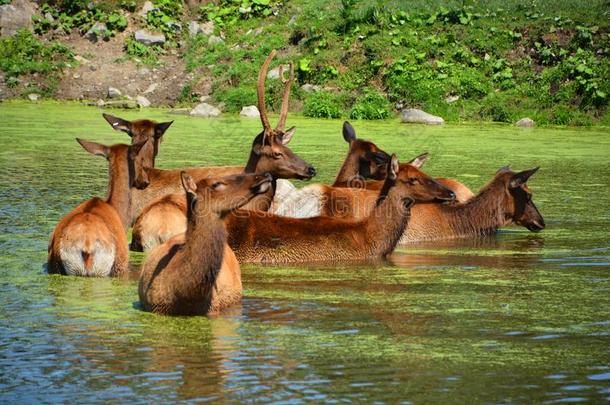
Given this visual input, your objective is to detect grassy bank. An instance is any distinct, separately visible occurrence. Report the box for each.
[1,0,609,125]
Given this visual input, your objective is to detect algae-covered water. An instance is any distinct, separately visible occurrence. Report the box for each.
[0,101,609,403]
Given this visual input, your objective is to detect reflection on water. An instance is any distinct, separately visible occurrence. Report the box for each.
[0,102,609,402]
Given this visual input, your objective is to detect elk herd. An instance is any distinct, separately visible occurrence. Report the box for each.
[47,50,545,316]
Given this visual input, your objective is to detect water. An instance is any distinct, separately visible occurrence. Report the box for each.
[0,101,609,403]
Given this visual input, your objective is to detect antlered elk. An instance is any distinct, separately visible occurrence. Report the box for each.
[138,172,273,316]
[129,49,315,251]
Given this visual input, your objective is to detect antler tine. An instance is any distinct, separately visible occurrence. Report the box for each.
[276,61,294,132]
[257,49,276,135]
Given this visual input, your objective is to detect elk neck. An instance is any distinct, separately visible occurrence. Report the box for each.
[105,146,132,231]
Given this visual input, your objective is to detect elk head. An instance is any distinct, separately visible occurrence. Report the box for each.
[102,113,173,167]
[181,172,273,219]
[498,166,545,232]
[246,49,316,180]
[378,154,456,206]
[342,121,391,182]
[76,138,150,190]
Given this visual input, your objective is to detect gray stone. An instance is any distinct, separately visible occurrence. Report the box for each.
[138,1,155,18]
[267,64,290,80]
[288,15,297,26]
[107,87,122,98]
[188,21,200,37]
[143,83,157,94]
[44,12,54,22]
[136,95,151,108]
[516,117,535,127]
[74,55,90,64]
[190,102,221,117]
[0,0,35,37]
[28,93,39,101]
[84,22,108,42]
[400,108,445,125]
[445,95,460,103]
[207,35,224,46]
[199,95,210,102]
[301,83,321,93]
[200,21,214,35]
[134,30,166,46]
[102,99,138,109]
[96,99,105,107]
[240,105,260,118]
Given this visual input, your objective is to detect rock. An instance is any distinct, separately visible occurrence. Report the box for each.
[400,108,445,125]
[138,67,151,76]
[102,99,138,109]
[240,105,260,118]
[190,103,221,117]
[0,0,35,37]
[516,117,535,127]
[143,83,157,94]
[44,12,54,22]
[301,83,321,93]
[134,30,165,46]
[188,21,200,37]
[208,35,224,46]
[267,64,290,80]
[74,55,90,64]
[107,87,122,98]
[72,73,80,79]
[138,1,155,18]
[96,99,105,107]
[199,95,210,102]
[28,93,39,101]
[288,15,297,26]
[200,21,214,35]
[84,22,108,42]
[445,95,460,103]
[136,95,151,108]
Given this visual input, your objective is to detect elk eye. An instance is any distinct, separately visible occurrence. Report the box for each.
[272,152,283,159]
[211,182,226,191]
[405,177,419,185]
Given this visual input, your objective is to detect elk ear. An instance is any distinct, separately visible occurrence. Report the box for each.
[76,138,109,158]
[496,165,511,174]
[388,154,399,180]
[103,113,132,135]
[154,121,173,139]
[280,126,296,145]
[342,121,356,143]
[129,139,148,158]
[407,152,429,169]
[510,167,539,188]
[180,172,198,197]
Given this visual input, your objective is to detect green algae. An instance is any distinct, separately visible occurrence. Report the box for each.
[0,101,609,403]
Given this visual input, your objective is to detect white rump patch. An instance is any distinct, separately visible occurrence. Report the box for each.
[60,239,115,277]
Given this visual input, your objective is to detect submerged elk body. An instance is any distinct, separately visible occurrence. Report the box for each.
[47,139,150,277]
[138,172,273,316]
[226,155,456,264]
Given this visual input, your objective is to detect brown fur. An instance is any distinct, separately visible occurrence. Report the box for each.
[138,172,272,316]
[312,167,545,243]
[225,158,456,264]
[48,140,149,276]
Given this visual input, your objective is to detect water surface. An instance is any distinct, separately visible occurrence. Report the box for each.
[0,101,609,403]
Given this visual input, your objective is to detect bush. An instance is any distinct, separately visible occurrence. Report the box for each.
[215,86,257,113]
[303,91,343,118]
[479,95,512,122]
[0,30,73,80]
[349,90,392,120]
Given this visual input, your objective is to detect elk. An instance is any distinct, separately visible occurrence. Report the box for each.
[356,152,475,202]
[138,172,273,316]
[224,155,456,264]
[273,165,544,243]
[47,138,150,277]
[120,50,315,230]
[129,50,316,251]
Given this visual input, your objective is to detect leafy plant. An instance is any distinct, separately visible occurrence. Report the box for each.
[349,90,392,120]
[303,91,343,118]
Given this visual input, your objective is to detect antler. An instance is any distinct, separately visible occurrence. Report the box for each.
[257,49,276,135]
[276,62,294,132]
